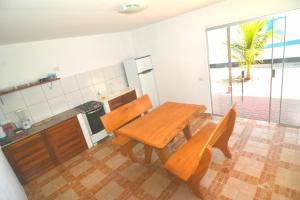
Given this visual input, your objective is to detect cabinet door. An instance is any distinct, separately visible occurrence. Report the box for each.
[108,90,137,111]
[123,90,137,105]
[46,117,87,163]
[3,133,56,184]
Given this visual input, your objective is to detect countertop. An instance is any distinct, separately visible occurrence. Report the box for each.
[98,87,136,103]
[0,109,80,148]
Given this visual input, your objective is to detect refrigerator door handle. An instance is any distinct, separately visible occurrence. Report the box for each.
[138,69,153,75]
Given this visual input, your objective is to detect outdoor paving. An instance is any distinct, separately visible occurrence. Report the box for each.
[210,64,300,127]
[212,94,300,127]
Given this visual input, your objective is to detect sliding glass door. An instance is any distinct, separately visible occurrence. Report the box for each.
[207,9,300,127]
[207,27,232,115]
[279,10,300,127]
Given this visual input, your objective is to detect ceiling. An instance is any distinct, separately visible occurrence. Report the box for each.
[0,0,223,45]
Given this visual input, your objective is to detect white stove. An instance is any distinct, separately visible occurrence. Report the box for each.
[75,101,108,148]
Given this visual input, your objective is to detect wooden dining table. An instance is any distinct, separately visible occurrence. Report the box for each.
[116,102,206,164]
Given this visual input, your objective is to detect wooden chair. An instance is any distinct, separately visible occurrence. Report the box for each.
[100,95,152,162]
[164,104,237,198]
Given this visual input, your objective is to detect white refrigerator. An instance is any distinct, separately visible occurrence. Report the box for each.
[123,55,160,107]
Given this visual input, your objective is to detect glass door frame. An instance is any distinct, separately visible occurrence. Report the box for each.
[206,15,288,125]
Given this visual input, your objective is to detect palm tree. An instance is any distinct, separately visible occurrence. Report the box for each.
[231,19,272,80]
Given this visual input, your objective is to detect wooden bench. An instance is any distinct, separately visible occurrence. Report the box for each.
[164,105,237,198]
[100,95,152,162]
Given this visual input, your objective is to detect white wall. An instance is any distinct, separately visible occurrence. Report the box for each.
[0,31,134,88]
[0,148,27,200]
[131,0,300,111]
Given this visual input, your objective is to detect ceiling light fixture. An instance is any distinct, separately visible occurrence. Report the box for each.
[118,1,148,14]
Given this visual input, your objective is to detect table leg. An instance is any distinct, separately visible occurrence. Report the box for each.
[183,124,192,140]
[144,145,153,164]
[155,148,168,164]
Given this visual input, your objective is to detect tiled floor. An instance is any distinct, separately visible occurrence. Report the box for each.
[25,118,300,200]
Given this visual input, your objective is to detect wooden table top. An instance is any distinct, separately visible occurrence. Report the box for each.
[117,102,206,149]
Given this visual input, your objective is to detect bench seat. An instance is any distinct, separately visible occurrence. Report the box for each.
[165,122,217,181]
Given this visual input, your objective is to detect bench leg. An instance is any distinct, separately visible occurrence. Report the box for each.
[124,142,137,162]
[144,145,153,164]
[213,131,232,159]
[187,147,212,199]
[214,140,232,158]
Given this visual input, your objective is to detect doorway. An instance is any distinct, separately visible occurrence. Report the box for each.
[207,9,300,127]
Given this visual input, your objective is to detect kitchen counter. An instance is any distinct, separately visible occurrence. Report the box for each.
[98,87,136,103]
[0,109,80,148]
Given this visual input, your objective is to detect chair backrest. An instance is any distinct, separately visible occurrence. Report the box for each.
[208,104,237,146]
[101,94,152,133]
[164,104,236,181]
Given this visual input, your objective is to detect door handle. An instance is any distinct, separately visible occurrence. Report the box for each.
[272,69,275,78]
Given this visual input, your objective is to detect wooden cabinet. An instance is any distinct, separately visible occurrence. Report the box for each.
[3,117,87,184]
[108,90,137,111]
[3,133,56,184]
[46,117,87,163]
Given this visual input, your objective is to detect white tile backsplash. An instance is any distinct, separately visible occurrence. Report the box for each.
[76,71,94,89]
[94,82,107,97]
[42,81,64,100]
[65,90,83,108]
[91,68,105,84]
[103,66,117,80]
[48,96,69,115]
[80,86,98,102]
[21,85,46,106]
[5,109,32,126]
[0,92,26,113]
[60,76,79,94]
[28,102,52,122]
[1,64,127,124]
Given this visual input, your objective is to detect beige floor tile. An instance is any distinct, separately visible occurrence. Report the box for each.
[283,137,297,145]
[24,118,300,200]
[94,181,124,200]
[69,160,92,177]
[170,185,199,200]
[229,136,239,147]
[36,168,58,184]
[280,148,300,166]
[280,148,295,163]
[251,127,273,140]
[120,163,148,181]
[243,141,270,156]
[105,154,128,169]
[80,170,106,189]
[234,156,264,178]
[93,147,113,161]
[275,167,300,191]
[212,149,225,165]
[285,127,298,135]
[271,193,290,200]
[222,177,256,200]
[133,143,144,153]
[63,154,82,167]
[127,195,139,200]
[41,176,67,197]
[233,124,245,136]
[200,169,217,188]
[57,189,79,200]
[141,173,171,198]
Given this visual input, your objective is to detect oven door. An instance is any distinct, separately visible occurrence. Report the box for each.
[86,107,105,134]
